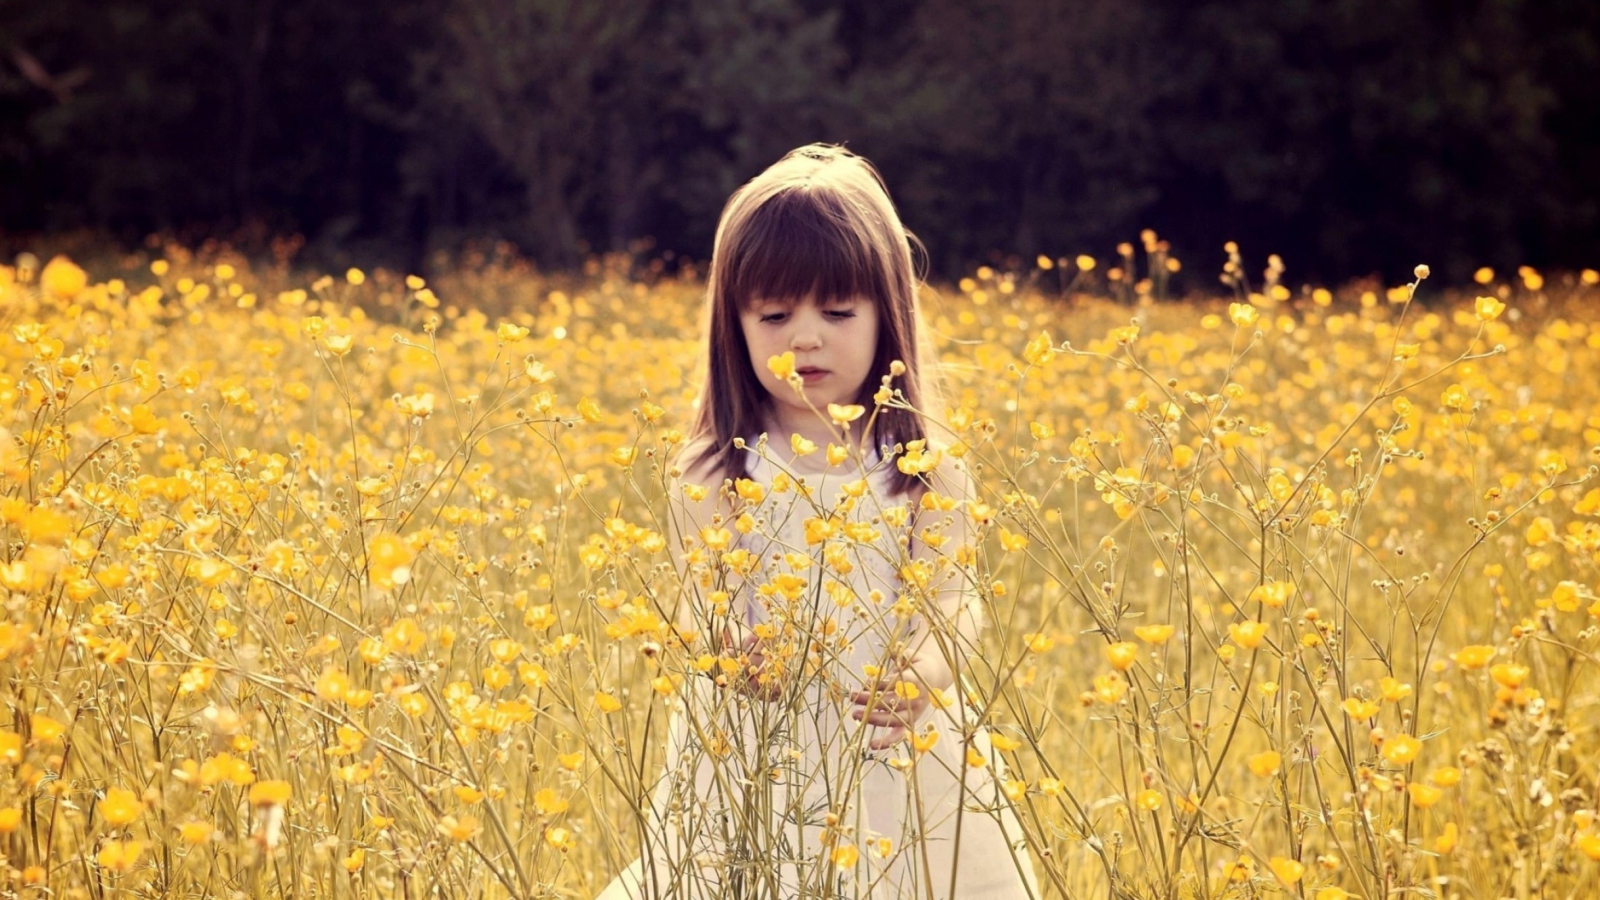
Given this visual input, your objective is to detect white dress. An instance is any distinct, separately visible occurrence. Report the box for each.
[593,444,1041,900]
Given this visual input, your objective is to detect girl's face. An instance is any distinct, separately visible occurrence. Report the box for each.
[740,293,880,432]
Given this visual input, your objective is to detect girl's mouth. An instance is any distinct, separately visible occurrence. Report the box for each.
[796,367,829,383]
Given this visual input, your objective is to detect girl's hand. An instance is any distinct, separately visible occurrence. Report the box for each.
[849,670,933,750]
[723,630,784,703]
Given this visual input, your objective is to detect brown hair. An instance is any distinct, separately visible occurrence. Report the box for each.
[686,143,941,495]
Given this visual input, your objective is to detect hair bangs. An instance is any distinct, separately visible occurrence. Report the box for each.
[724,188,888,310]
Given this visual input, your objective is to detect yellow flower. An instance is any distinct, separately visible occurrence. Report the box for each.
[767,351,796,381]
[30,714,66,743]
[382,616,427,655]
[896,441,942,475]
[1269,856,1305,885]
[827,403,865,424]
[248,780,293,807]
[1229,302,1259,327]
[437,815,481,842]
[1378,677,1412,702]
[1434,822,1459,854]
[534,788,569,816]
[99,787,144,826]
[1134,624,1174,644]
[595,692,623,713]
[1341,697,1380,720]
[1525,516,1554,547]
[832,844,860,868]
[791,433,818,456]
[41,256,88,299]
[1023,330,1056,366]
[0,808,22,833]
[128,403,165,435]
[488,638,523,664]
[525,359,556,383]
[1134,789,1163,812]
[998,528,1029,552]
[989,732,1021,752]
[1380,734,1422,766]
[1489,663,1528,689]
[1549,581,1583,612]
[179,821,213,844]
[315,668,351,703]
[1105,642,1138,671]
[96,839,144,873]
[1247,750,1282,778]
[1453,645,1496,669]
[1474,295,1505,321]
[343,847,366,872]
[1248,581,1294,608]
[1575,834,1600,861]
[1228,620,1269,650]
[1092,673,1127,704]
[1429,766,1462,787]
[1407,783,1444,807]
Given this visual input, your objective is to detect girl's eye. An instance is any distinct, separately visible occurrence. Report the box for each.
[760,313,787,324]
[826,311,856,320]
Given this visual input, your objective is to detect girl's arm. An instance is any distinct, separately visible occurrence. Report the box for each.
[898,457,983,697]
[664,441,773,696]
[850,455,981,747]
[664,441,726,643]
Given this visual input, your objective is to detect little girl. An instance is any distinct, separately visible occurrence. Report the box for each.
[594,144,1040,900]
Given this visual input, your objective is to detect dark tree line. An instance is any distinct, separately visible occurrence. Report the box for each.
[2,0,1596,283]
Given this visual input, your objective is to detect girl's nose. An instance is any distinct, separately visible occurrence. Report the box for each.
[790,328,821,351]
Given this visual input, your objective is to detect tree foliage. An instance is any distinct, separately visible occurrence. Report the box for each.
[1,0,1594,280]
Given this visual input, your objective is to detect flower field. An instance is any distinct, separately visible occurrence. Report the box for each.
[1,245,1599,899]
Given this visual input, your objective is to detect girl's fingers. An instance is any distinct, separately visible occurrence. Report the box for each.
[867,724,908,750]
[851,707,909,726]
[849,690,900,707]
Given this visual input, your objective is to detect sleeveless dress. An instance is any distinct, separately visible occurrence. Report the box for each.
[593,443,1041,900]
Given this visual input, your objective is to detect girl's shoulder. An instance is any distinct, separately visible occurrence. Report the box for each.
[666,438,731,527]
[901,438,975,503]
[670,437,724,486]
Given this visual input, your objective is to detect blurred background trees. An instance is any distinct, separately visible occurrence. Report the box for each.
[2,0,1595,282]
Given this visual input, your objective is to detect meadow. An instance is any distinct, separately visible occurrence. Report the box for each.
[1,242,1598,900]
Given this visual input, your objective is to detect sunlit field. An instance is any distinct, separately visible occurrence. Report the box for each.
[2,243,1599,899]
